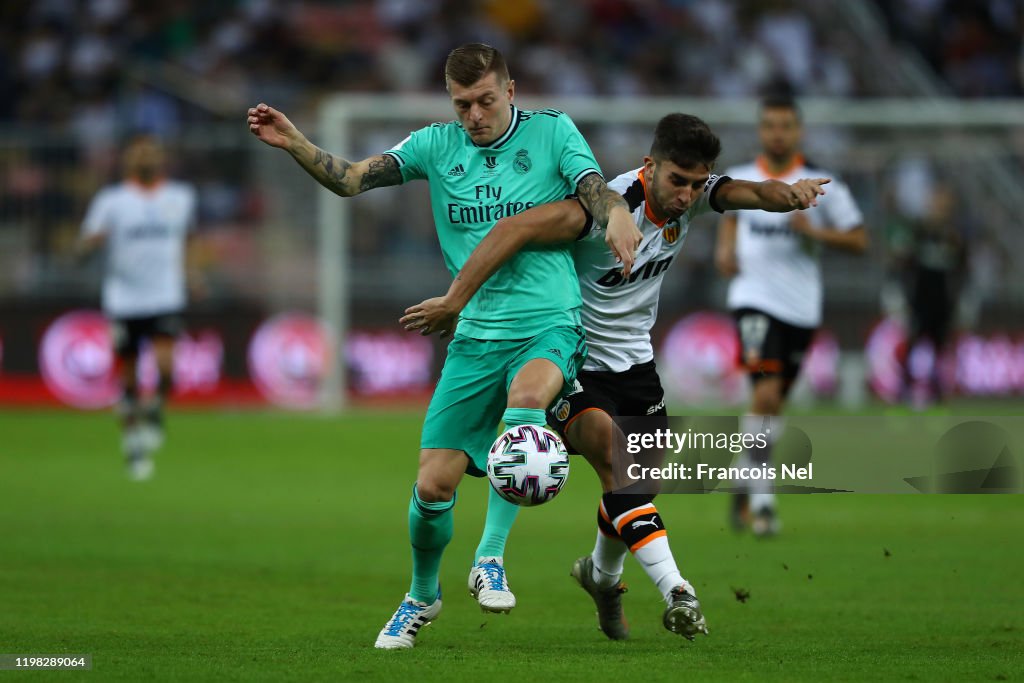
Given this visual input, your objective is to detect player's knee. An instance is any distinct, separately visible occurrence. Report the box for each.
[581,448,614,487]
[752,382,783,414]
[572,424,617,491]
[506,387,551,410]
[415,479,457,503]
[753,395,782,415]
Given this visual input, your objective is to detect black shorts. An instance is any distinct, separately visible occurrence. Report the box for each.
[111,314,184,356]
[732,307,814,383]
[547,360,667,453]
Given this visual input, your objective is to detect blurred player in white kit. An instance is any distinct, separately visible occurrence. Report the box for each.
[78,134,200,480]
[716,95,868,534]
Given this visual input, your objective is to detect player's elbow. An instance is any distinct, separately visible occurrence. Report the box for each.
[548,201,588,243]
[331,182,360,198]
[492,216,534,248]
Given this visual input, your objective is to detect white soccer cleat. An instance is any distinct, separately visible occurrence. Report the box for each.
[374,592,442,650]
[126,453,154,481]
[751,506,782,537]
[468,557,516,613]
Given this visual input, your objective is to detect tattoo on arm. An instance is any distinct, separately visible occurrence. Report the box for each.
[576,173,627,227]
[359,155,402,192]
[311,147,354,194]
[308,149,400,196]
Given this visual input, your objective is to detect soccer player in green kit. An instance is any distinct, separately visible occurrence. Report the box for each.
[247,43,639,649]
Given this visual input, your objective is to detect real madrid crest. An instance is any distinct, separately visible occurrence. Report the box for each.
[513,149,532,174]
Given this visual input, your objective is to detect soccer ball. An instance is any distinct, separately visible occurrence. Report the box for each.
[486,425,570,507]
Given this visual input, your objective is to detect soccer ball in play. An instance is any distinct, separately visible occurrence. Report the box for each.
[486,425,570,507]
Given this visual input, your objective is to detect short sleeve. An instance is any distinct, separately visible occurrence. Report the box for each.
[687,174,733,219]
[821,178,863,232]
[383,127,432,183]
[555,113,602,190]
[82,188,113,236]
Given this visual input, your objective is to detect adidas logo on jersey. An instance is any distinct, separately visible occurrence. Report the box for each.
[448,164,466,176]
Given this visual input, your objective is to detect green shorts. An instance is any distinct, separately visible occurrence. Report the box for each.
[421,325,586,477]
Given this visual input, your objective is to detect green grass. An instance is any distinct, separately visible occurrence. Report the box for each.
[1,409,1022,682]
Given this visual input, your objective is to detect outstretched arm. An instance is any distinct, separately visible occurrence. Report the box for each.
[716,177,867,254]
[716,177,830,212]
[401,200,587,337]
[575,173,642,277]
[247,103,402,197]
[715,213,739,277]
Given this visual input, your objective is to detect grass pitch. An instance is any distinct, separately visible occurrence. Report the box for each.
[1,409,1021,682]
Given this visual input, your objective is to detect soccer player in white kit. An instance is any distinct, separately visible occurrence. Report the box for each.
[78,135,199,480]
[715,95,868,535]
[404,113,828,640]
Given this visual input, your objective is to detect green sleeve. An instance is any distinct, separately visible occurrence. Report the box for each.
[556,114,603,190]
[383,126,433,183]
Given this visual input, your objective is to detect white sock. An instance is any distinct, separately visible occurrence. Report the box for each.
[741,413,781,500]
[590,530,627,588]
[751,492,776,513]
[632,535,691,603]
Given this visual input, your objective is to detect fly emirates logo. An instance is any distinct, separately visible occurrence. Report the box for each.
[447,185,535,225]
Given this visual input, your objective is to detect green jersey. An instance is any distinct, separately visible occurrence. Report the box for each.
[384,105,601,340]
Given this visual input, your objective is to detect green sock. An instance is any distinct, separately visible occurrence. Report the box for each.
[475,485,520,561]
[502,407,546,427]
[471,408,545,562]
[408,485,454,603]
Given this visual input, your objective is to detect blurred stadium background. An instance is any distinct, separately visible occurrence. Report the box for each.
[1,0,1022,411]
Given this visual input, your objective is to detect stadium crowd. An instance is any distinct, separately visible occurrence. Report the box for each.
[0,0,1018,315]
[4,0,1021,133]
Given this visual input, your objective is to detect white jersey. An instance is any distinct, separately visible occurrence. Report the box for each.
[726,157,862,328]
[575,167,731,372]
[81,180,197,318]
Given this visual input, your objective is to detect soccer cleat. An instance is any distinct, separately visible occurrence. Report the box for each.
[468,557,516,613]
[663,586,708,641]
[752,505,781,537]
[374,591,442,649]
[126,452,154,481]
[570,555,629,640]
